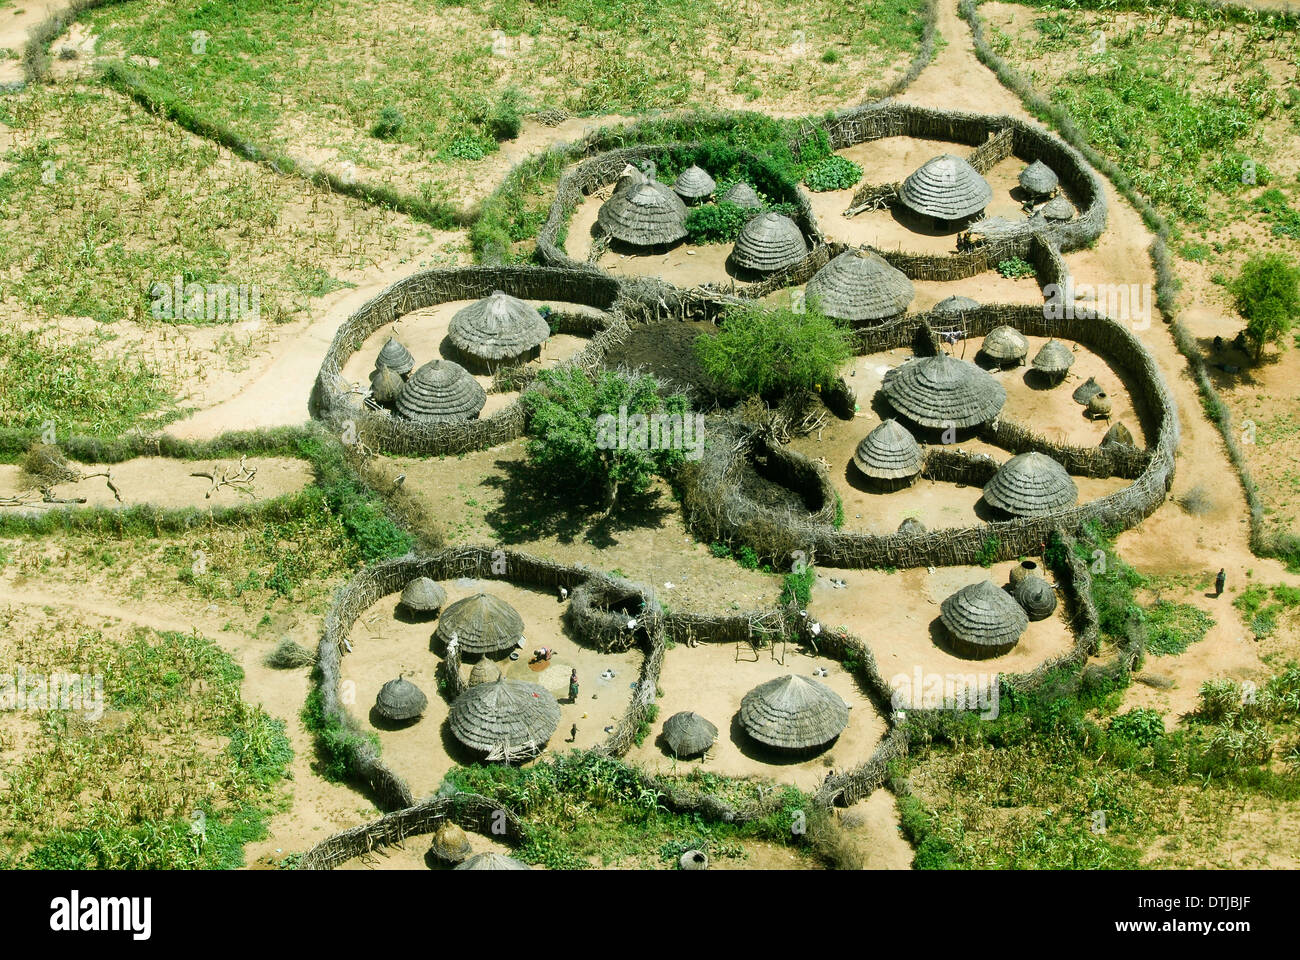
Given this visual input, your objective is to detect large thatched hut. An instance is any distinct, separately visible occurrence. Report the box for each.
[373,677,428,723]
[435,593,525,657]
[728,211,808,275]
[447,290,550,373]
[852,418,923,489]
[661,711,718,758]
[899,154,992,225]
[395,359,486,423]
[596,181,688,247]
[738,675,849,751]
[454,851,532,870]
[448,677,560,761]
[978,325,1029,368]
[673,165,716,203]
[982,452,1078,517]
[940,580,1029,658]
[805,249,914,324]
[881,354,1006,430]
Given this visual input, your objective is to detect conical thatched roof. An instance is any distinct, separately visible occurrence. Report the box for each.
[428,821,472,864]
[738,675,849,750]
[376,336,414,376]
[805,249,915,323]
[979,325,1028,364]
[934,295,981,313]
[399,577,447,614]
[1073,378,1105,407]
[662,711,718,757]
[1018,159,1059,197]
[898,517,927,535]
[853,418,923,480]
[1032,338,1075,374]
[395,359,486,423]
[454,851,531,870]
[982,452,1078,517]
[1012,574,1058,621]
[728,211,808,274]
[374,677,428,722]
[1041,196,1075,221]
[448,291,549,368]
[597,181,687,246]
[449,678,560,760]
[674,165,716,201]
[435,593,525,657]
[881,354,1006,429]
[369,364,405,404]
[899,154,992,221]
[940,581,1029,656]
[613,162,649,195]
[721,181,763,209]
[1101,421,1136,449]
[467,659,501,687]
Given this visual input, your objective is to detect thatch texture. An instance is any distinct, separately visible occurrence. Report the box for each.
[853,418,923,481]
[1011,574,1058,621]
[982,451,1079,516]
[369,364,405,404]
[1072,375,1103,405]
[728,212,809,274]
[596,181,688,246]
[467,659,501,687]
[881,354,1006,429]
[897,517,926,535]
[395,359,487,423]
[674,165,716,201]
[374,677,428,722]
[449,677,561,760]
[899,154,992,221]
[447,291,550,371]
[399,577,446,615]
[1042,196,1075,221]
[738,675,849,750]
[1102,422,1135,449]
[940,580,1029,657]
[662,711,718,757]
[1018,159,1059,197]
[1031,338,1075,375]
[805,249,914,323]
[376,336,414,376]
[934,295,980,313]
[435,593,525,657]
[721,181,763,209]
[979,325,1028,365]
[428,820,472,864]
[454,851,532,870]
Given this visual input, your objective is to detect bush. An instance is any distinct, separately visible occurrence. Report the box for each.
[696,303,851,400]
[1230,252,1300,361]
[803,154,862,192]
[371,105,404,140]
[1109,708,1166,747]
[780,564,815,607]
[997,256,1036,279]
[684,201,755,244]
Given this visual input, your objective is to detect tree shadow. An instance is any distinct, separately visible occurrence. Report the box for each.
[1194,332,1277,392]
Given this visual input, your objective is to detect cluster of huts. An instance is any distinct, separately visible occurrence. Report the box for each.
[364,290,551,421]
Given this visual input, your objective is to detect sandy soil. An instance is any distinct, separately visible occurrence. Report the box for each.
[836,789,915,869]
[0,1,69,85]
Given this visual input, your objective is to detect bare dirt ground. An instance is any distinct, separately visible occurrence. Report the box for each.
[0,1,67,85]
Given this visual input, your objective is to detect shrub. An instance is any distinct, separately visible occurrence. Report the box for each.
[696,303,851,400]
[1109,708,1166,747]
[780,564,815,607]
[371,105,404,140]
[975,535,1000,567]
[997,256,1036,279]
[684,201,755,244]
[803,154,862,192]
[1230,252,1300,361]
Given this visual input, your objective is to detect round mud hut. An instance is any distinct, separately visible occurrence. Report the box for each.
[982,452,1079,517]
[1012,574,1058,621]
[899,154,993,226]
[447,290,550,373]
[399,577,447,619]
[940,580,1029,658]
[1031,338,1075,384]
[435,592,525,658]
[369,364,405,405]
[374,677,428,723]
[1072,375,1104,405]
[852,418,923,489]
[721,181,764,209]
[375,336,414,376]
[805,249,915,324]
[454,851,532,870]
[881,354,1006,430]
[673,165,716,203]
[661,711,718,758]
[728,211,808,275]
[934,295,981,314]
[978,325,1029,368]
[738,675,849,752]
[1018,159,1059,199]
[448,677,561,762]
[395,359,487,423]
[596,181,688,248]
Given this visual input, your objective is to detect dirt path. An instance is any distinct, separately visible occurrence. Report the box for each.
[0,1,70,86]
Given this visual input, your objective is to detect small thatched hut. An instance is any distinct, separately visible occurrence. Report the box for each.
[395,359,486,423]
[940,580,1029,658]
[721,181,764,209]
[369,364,405,404]
[1041,196,1075,222]
[374,677,428,723]
[852,418,923,489]
[428,821,472,865]
[449,677,561,761]
[898,516,927,535]
[1012,574,1058,621]
[435,593,525,657]
[933,295,980,314]
[1101,422,1136,449]
[805,249,914,324]
[728,211,808,275]
[899,154,992,224]
[881,354,1006,430]
[454,851,532,870]
[738,675,849,751]
[375,336,414,376]
[979,325,1029,368]
[1018,159,1059,199]
[399,577,447,619]
[596,181,688,247]
[661,711,718,758]
[467,659,501,688]
[447,290,550,373]
[1072,375,1104,405]
[1031,339,1075,383]
[673,165,716,203]
[982,452,1078,517]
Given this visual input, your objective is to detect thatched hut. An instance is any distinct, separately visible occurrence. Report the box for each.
[721,181,763,209]
[982,452,1078,517]
[369,364,405,404]
[899,154,992,224]
[661,711,718,758]
[467,659,501,688]
[673,165,716,203]
[1072,375,1103,405]
[1011,574,1058,621]
[596,181,688,247]
[1041,196,1075,222]
[934,295,980,314]
[1101,422,1136,449]
[898,516,927,535]
[738,675,849,751]
[881,354,1006,430]
[395,359,486,423]
[376,336,414,376]
[805,249,914,324]
[399,577,447,619]
[1031,339,1075,383]
[435,593,525,657]
[374,677,428,723]
[428,820,472,865]
[728,211,808,275]
[978,325,1029,368]
[1018,159,1059,199]
[852,418,923,489]
[449,677,561,761]
[447,290,550,373]
[454,851,531,870]
[940,580,1029,658]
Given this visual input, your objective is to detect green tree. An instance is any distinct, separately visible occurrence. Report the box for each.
[522,367,692,516]
[1231,253,1300,361]
[694,302,852,400]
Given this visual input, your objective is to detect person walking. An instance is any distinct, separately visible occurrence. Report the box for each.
[568,669,579,704]
[1215,568,1226,597]
[568,723,578,743]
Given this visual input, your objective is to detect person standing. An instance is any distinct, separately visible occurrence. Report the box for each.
[568,723,578,743]
[568,669,579,704]
[1215,568,1226,597]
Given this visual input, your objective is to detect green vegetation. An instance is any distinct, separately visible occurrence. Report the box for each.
[696,303,852,400]
[996,256,1035,279]
[684,201,757,245]
[1230,253,1300,362]
[780,564,816,607]
[975,535,1001,567]
[1233,583,1300,639]
[803,154,863,192]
